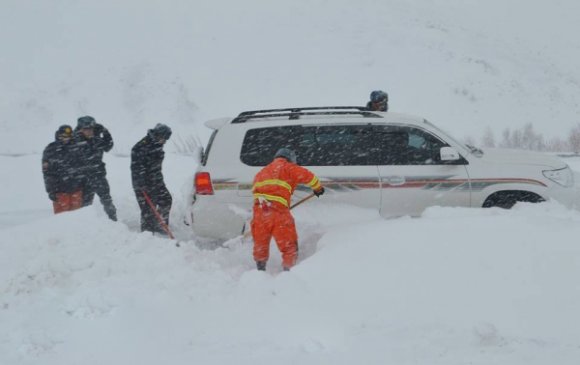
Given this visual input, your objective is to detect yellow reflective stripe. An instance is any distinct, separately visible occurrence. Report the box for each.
[253,193,289,207]
[253,179,292,192]
[308,176,321,189]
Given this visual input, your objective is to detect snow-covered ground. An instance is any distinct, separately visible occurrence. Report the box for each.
[1,151,580,364]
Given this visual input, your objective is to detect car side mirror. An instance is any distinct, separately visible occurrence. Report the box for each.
[440,146,460,161]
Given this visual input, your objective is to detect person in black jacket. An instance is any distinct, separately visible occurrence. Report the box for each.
[74,115,117,221]
[366,90,389,112]
[42,125,84,214]
[131,124,172,233]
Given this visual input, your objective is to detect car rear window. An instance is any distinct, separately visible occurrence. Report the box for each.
[201,130,218,166]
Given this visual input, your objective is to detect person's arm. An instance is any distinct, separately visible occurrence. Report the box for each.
[131,145,149,192]
[94,124,114,152]
[42,146,56,200]
[288,164,324,194]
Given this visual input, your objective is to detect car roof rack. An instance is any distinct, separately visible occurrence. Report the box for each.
[231,106,381,123]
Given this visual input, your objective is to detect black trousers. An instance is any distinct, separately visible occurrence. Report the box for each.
[134,186,172,233]
[83,173,117,221]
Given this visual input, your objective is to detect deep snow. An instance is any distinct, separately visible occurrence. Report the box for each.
[1,151,580,364]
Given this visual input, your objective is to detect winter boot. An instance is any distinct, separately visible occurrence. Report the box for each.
[256,261,266,271]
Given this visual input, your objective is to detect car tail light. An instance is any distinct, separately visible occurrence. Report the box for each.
[195,172,214,195]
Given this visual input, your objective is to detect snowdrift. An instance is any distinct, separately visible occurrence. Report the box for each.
[2,201,580,364]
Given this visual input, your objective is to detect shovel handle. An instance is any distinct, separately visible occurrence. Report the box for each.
[289,193,317,210]
[142,190,175,240]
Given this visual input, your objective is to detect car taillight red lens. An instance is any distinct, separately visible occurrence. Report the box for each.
[195,172,214,195]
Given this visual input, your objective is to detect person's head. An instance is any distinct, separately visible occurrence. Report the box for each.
[77,116,96,139]
[369,90,388,112]
[274,147,297,163]
[55,124,73,143]
[148,123,172,144]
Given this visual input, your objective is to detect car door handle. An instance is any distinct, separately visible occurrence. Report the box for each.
[382,176,406,186]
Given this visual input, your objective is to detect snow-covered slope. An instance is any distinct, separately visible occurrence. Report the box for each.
[1,0,580,155]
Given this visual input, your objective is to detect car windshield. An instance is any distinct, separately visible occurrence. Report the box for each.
[423,119,481,156]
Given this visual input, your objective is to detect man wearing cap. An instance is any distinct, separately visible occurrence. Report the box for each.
[42,125,84,214]
[251,148,324,271]
[131,124,173,234]
[366,90,389,112]
[74,115,117,221]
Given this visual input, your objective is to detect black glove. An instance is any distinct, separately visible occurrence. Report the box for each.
[48,192,57,201]
[94,123,105,135]
[98,125,114,152]
[313,187,325,197]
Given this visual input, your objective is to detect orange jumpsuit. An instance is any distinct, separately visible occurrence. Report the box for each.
[251,157,322,270]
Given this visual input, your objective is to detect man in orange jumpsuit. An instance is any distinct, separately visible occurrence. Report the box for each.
[251,148,324,271]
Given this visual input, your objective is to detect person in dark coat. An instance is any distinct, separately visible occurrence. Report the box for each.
[74,115,117,221]
[131,124,173,234]
[42,125,84,214]
[366,90,389,112]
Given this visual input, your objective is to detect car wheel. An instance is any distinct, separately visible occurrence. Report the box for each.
[482,190,545,209]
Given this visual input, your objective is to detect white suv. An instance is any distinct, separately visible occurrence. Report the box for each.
[191,106,575,239]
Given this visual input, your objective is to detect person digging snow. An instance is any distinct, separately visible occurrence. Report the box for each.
[131,123,173,235]
[251,148,324,271]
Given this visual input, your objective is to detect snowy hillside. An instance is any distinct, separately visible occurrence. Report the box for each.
[1,0,580,155]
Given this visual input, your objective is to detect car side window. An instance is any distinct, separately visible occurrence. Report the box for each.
[373,126,449,165]
[302,125,379,165]
[240,125,453,167]
[241,126,303,166]
[241,125,380,166]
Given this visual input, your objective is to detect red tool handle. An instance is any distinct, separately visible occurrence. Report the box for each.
[142,191,175,239]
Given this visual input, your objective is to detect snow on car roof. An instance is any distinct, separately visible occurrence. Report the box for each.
[230,111,425,127]
[204,107,428,130]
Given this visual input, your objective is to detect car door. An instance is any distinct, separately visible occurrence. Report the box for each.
[298,124,381,209]
[375,125,471,217]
